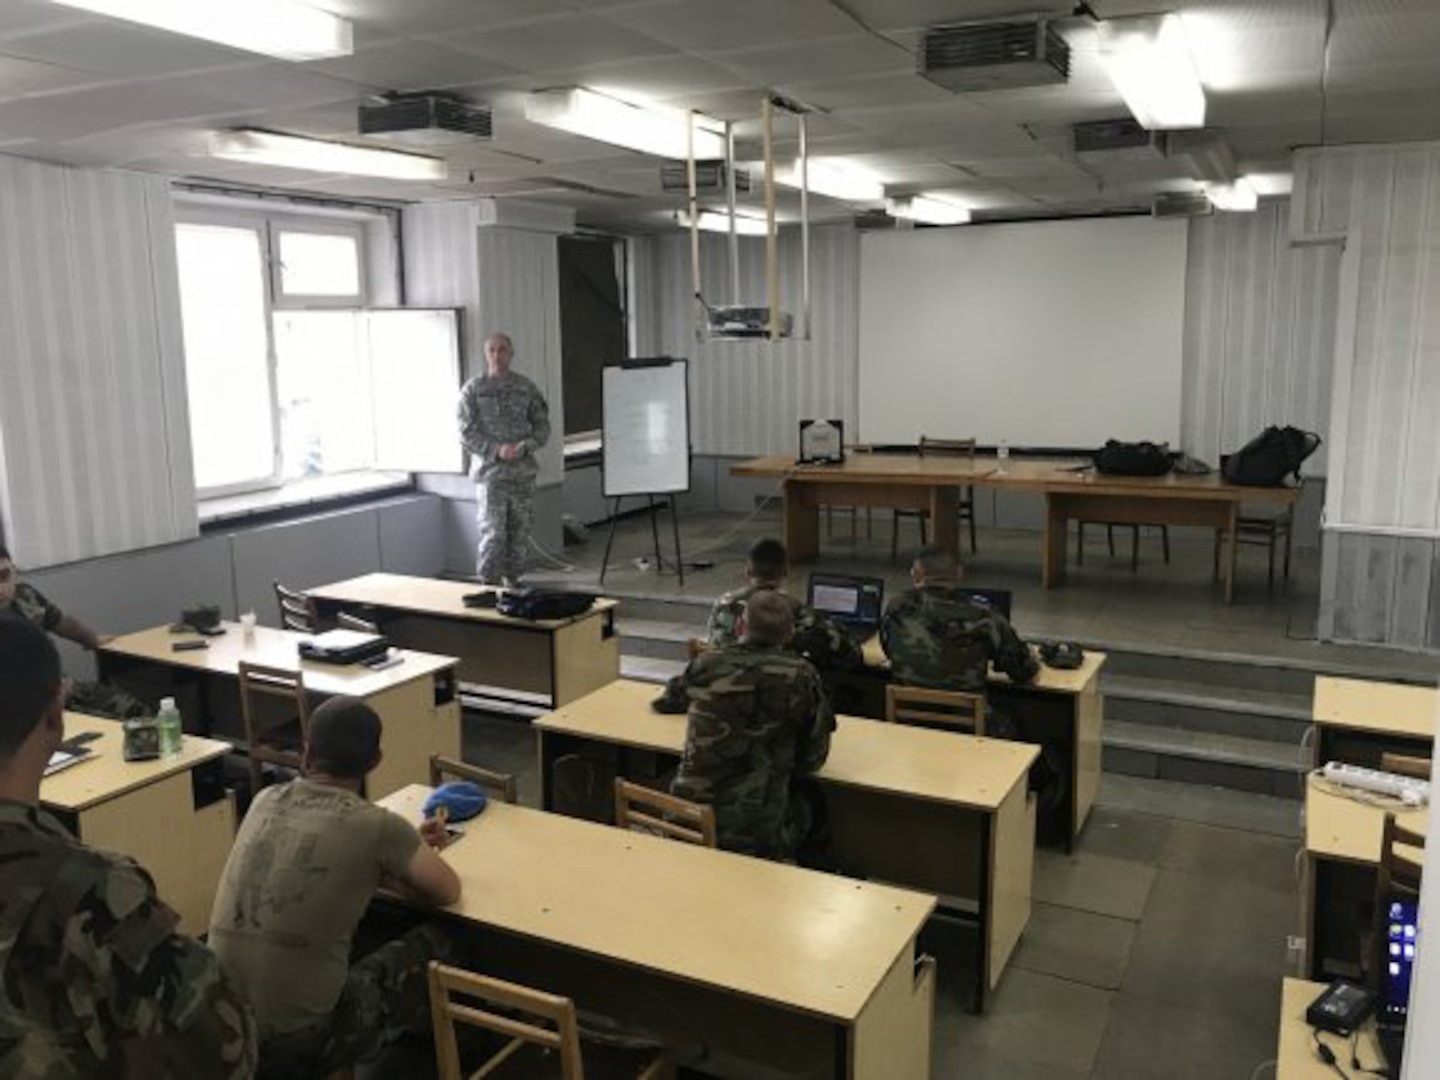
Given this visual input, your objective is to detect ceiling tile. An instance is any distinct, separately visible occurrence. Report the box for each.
[0,52,106,99]
[813,1,1074,34]
[304,40,512,92]
[445,12,671,72]
[565,54,749,106]
[712,33,913,84]
[0,81,234,142]
[0,19,254,77]
[600,0,857,52]
[0,1,92,39]
[327,0,575,34]
[781,73,953,111]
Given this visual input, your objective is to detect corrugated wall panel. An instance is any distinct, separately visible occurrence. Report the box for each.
[0,156,196,568]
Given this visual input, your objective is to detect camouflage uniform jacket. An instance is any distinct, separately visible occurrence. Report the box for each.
[6,584,62,633]
[457,371,551,485]
[880,586,1038,694]
[670,643,835,859]
[0,802,256,1079]
[706,584,862,672]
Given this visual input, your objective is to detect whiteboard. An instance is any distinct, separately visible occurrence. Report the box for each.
[859,216,1188,448]
[602,361,690,496]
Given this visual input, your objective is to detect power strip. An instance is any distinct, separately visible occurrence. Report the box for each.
[1321,761,1430,806]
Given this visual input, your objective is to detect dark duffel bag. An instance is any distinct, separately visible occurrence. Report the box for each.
[1093,439,1172,477]
[1221,426,1321,487]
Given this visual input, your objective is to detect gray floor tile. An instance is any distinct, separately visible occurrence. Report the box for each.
[1091,993,1278,1080]
[1120,868,1294,1022]
[1075,806,1175,865]
[463,712,541,806]
[1158,819,1303,894]
[1097,775,1301,839]
[1034,849,1157,922]
[936,969,1114,1080]
[1011,902,1138,990]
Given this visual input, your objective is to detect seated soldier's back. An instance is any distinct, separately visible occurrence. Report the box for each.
[882,587,1031,693]
[208,780,419,1040]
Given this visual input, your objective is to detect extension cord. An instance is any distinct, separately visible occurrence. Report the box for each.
[1321,761,1429,806]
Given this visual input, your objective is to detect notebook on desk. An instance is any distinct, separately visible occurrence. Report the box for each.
[45,746,94,777]
[298,629,390,665]
[807,572,885,641]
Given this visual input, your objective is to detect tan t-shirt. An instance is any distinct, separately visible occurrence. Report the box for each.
[208,779,420,1038]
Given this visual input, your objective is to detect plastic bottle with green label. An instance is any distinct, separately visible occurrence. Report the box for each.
[157,697,183,758]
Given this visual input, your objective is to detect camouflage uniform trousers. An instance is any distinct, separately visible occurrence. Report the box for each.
[256,923,458,1079]
[475,478,534,585]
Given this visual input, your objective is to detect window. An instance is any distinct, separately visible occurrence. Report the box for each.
[175,205,461,498]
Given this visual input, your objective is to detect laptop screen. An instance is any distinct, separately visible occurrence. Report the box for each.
[807,573,885,628]
[1381,897,1419,1025]
[963,587,1013,621]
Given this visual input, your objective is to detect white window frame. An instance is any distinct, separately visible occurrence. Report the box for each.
[175,200,383,499]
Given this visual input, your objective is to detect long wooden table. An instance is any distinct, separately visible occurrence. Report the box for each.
[855,638,1106,847]
[307,573,620,708]
[533,678,1037,1011]
[1276,978,1386,1079]
[44,714,234,933]
[1303,775,1429,982]
[97,622,461,801]
[380,785,937,1080]
[1311,675,1437,767]
[731,453,1302,602]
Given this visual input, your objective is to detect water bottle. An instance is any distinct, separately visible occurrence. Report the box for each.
[157,696,183,758]
[997,440,1010,475]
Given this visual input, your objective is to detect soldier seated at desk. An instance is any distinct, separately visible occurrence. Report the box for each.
[671,591,836,864]
[0,617,257,1078]
[656,537,860,713]
[208,696,463,1079]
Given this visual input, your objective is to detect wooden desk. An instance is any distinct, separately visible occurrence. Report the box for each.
[856,637,1106,846]
[1303,776,1428,981]
[1311,675,1437,767]
[732,453,1301,602]
[380,786,937,1080]
[533,678,1037,1011]
[308,573,620,708]
[97,623,461,801]
[1276,978,1386,1079]
[44,714,234,933]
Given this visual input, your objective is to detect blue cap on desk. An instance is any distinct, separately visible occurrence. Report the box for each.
[423,782,487,822]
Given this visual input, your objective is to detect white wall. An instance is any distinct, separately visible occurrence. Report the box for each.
[0,155,198,568]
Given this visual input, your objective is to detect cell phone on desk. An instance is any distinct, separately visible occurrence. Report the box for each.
[172,639,209,652]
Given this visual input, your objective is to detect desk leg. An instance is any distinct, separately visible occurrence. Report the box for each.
[929,486,960,561]
[1043,496,1068,588]
[537,729,558,811]
[985,781,1034,1008]
[785,480,821,562]
[1223,503,1239,604]
[848,947,935,1080]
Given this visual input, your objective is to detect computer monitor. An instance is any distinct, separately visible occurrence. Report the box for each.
[806,572,885,632]
[1381,896,1418,1026]
[963,587,1013,621]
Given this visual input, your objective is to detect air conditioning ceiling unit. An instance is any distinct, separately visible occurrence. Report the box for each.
[1152,191,1213,219]
[358,92,491,144]
[1073,118,1168,161]
[920,18,1070,92]
[660,160,752,195]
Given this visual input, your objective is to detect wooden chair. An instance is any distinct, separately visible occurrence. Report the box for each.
[884,684,987,736]
[891,437,979,560]
[336,610,379,634]
[1214,505,1295,590]
[1076,522,1170,571]
[1379,752,1431,780]
[613,779,716,848]
[274,581,320,633]
[1369,812,1425,989]
[823,444,874,541]
[429,753,519,805]
[237,662,311,796]
[428,963,674,1080]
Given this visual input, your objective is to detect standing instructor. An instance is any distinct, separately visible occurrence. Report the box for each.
[458,332,551,586]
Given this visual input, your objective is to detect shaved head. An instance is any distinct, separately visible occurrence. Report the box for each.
[912,544,960,585]
[740,590,794,647]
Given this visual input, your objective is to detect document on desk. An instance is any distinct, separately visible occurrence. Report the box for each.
[45,747,94,777]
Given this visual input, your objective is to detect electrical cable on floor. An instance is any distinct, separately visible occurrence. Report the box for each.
[1249,1060,1277,1080]
[527,534,583,574]
[674,467,797,562]
[1313,1029,1352,1079]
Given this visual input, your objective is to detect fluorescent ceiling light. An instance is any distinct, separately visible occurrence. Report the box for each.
[1245,172,1293,197]
[1207,178,1258,212]
[209,130,447,181]
[1098,15,1206,130]
[525,88,725,159]
[887,194,972,226]
[49,0,351,61]
[676,211,769,236]
[774,158,884,203]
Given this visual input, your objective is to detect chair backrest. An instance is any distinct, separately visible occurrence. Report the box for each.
[885,683,987,736]
[428,962,585,1080]
[613,779,717,848]
[918,436,976,460]
[428,754,518,804]
[274,581,319,634]
[1380,752,1432,780]
[237,663,311,743]
[336,610,379,635]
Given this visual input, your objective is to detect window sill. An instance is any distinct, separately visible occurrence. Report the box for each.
[198,472,412,526]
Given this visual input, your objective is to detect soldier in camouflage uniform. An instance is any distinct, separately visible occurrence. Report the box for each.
[209,697,463,1078]
[0,617,256,1078]
[671,591,836,861]
[457,333,552,586]
[881,544,1038,694]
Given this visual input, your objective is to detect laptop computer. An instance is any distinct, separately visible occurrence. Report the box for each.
[962,587,1013,621]
[1377,894,1418,1073]
[806,572,885,641]
[298,628,390,666]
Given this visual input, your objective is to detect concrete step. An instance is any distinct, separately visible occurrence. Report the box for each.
[620,655,685,684]
[1102,674,1311,745]
[1095,773,1302,839]
[1104,719,1306,800]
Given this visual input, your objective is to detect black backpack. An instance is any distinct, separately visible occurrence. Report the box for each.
[495,588,595,620]
[1221,426,1321,487]
[1093,440,1172,477]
